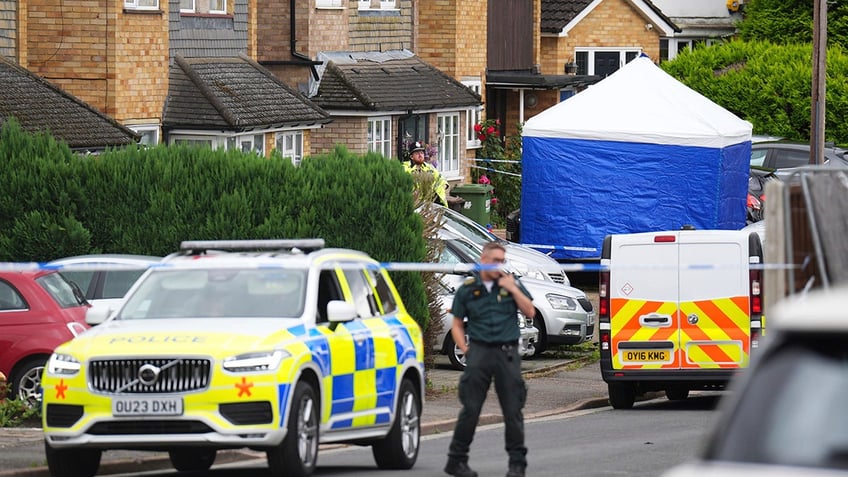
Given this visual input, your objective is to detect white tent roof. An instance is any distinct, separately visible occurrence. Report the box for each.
[522,56,752,148]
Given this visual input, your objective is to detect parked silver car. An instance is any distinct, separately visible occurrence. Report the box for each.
[431,204,570,286]
[662,285,848,477]
[434,232,593,359]
[49,254,162,316]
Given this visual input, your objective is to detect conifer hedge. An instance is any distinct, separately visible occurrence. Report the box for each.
[0,119,430,329]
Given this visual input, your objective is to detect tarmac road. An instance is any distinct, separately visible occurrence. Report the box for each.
[0,352,613,477]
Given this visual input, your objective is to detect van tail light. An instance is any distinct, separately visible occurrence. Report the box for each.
[599,269,610,319]
[599,329,610,352]
[749,267,762,315]
[750,326,761,350]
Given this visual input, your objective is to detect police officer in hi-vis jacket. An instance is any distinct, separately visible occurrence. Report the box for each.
[444,242,536,477]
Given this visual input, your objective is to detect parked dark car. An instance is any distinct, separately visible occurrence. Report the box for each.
[751,141,848,170]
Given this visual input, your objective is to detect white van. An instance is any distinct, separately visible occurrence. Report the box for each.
[598,228,764,409]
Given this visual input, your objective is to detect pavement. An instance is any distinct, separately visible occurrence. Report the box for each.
[0,353,619,477]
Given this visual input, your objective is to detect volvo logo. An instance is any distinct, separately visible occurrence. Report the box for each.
[138,364,161,386]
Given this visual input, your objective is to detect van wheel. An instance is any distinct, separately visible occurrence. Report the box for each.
[444,334,467,370]
[666,386,689,401]
[371,379,420,469]
[608,383,636,409]
[168,447,216,472]
[267,381,319,477]
[45,441,101,477]
[531,313,547,357]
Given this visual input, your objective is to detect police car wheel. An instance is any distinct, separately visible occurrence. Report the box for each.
[445,335,467,370]
[608,383,636,409]
[372,379,420,469]
[44,440,101,477]
[267,381,319,477]
[168,447,216,472]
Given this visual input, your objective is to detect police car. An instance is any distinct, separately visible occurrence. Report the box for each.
[40,240,425,477]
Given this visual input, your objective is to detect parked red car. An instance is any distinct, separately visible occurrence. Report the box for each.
[0,270,90,404]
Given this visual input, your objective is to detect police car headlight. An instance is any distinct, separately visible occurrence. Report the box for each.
[546,293,578,311]
[223,350,289,373]
[47,353,81,376]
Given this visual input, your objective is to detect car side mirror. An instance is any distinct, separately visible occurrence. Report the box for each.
[86,305,111,325]
[327,300,357,324]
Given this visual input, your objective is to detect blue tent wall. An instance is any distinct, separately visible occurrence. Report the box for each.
[521,136,750,260]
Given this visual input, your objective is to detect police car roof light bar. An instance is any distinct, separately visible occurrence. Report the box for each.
[179,239,326,255]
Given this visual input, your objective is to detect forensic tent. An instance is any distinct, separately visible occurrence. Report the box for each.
[521,55,753,260]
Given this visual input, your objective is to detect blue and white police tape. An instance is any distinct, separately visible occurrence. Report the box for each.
[0,261,797,273]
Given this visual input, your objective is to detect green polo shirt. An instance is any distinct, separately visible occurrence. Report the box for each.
[451,274,533,344]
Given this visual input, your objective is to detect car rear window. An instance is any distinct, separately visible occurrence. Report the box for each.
[708,335,848,470]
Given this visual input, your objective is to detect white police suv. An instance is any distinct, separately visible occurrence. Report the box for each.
[41,239,425,477]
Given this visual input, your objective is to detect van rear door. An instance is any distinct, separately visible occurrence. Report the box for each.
[608,230,751,372]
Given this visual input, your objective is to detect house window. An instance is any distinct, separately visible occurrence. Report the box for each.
[124,0,158,11]
[227,134,264,156]
[437,113,460,178]
[316,0,343,7]
[127,124,160,146]
[573,49,641,77]
[209,0,226,14]
[275,131,303,166]
[358,0,397,10]
[463,79,482,148]
[180,0,226,14]
[367,117,392,159]
[172,136,215,148]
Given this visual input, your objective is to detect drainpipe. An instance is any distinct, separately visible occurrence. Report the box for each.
[258,0,322,81]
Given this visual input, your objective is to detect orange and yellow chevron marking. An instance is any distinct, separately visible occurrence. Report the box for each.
[610,296,751,370]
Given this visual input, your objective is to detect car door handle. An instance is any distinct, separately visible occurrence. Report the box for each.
[639,313,671,327]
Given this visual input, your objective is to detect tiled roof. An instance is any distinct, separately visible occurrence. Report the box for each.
[541,0,678,34]
[310,51,481,112]
[0,57,138,151]
[163,54,331,131]
[541,0,593,34]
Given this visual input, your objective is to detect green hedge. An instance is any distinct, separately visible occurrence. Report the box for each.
[662,39,848,144]
[0,119,430,329]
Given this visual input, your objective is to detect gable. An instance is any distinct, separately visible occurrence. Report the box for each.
[542,0,678,36]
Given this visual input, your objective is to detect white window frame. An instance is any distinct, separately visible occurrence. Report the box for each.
[662,37,720,61]
[127,124,160,146]
[358,0,397,10]
[316,0,343,8]
[171,135,217,148]
[437,113,460,179]
[226,133,264,156]
[462,79,482,149]
[209,0,226,14]
[124,0,159,11]
[179,0,194,12]
[574,48,641,75]
[275,131,304,166]
[367,116,392,159]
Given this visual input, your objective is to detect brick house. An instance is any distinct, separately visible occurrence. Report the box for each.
[650,0,742,62]
[487,0,679,139]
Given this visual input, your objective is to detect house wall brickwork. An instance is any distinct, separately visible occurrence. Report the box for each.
[311,116,368,156]
[541,0,660,75]
[0,0,16,62]
[348,1,413,52]
[115,10,168,124]
[307,6,347,55]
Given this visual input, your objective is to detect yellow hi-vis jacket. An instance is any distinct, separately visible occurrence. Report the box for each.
[403,161,448,206]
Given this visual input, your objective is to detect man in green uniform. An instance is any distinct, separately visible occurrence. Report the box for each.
[444,242,536,477]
